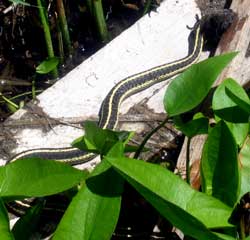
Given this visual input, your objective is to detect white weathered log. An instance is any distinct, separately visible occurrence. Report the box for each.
[0,0,201,167]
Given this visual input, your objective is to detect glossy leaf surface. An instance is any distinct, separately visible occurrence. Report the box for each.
[72,121,133,155]
[164,52,237,116]
[201,121,240,207]
[173,113,208,137]
[0,158,87,197]
[36,57,59,74]
[53,160,124,240]
[212,78,249,146]
[105,143,233,240]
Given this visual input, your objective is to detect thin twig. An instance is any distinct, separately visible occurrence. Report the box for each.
[134,116,169,159]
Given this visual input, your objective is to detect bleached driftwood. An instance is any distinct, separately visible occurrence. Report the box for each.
[0,0,201,167]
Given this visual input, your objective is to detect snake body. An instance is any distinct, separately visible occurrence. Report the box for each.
[9,18,203,165]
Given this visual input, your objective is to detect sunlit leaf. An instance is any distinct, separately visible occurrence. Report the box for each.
[72,121,133,155]
[213,78,250,123]
[53,160,124,240]
[225,87,250,114]
[36,57,59,74]
[105,143,233,240]
[212,78,249,146]
[173,113,209,137]
[164,52,237,116]
[0,158,88,197]
[201,121,240,207]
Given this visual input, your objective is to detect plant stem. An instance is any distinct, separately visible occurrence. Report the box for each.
[8,90,43,101]
[0,92,19,110]
[134,117,169,159]
[239,218,246,240]
[143,0,152,15]
[56,17,65,62]
[86,0,109,42]
[56,0,72,56]
[32,77,36,99]
[186,137,191,184]
[37,0,58,77]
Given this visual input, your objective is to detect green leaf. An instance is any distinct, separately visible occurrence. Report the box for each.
[201,121,240,207]
[36,57,59,74]
[53,160,124,240]
[8,0,31,6]
[239,137,250,196]
[0,198,14,240]
[164,52,237,116]
[105,144,233,232]
[12,200,44,240]
[212,78,250,146]
[213,232,238,240]
[225,121,248,147]
[72,121,133,155]
[129,179,228,240]
[0,158,88,197]
[213,78,250,123]
[225,87,250,114]
[174,113,209,137]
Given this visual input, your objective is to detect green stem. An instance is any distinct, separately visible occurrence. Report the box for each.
[56,0,72,56]
[37,0,58,77]
[87,0,109,42]
[56,16,65,62]
[239,217,246,240]
[134,117,169,159]
[32,77,36,99]
[186,137,191,184]
[0,92,19,109]
[143,0,152,15]
[3,90,42,102]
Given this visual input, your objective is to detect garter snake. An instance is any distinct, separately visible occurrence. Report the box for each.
[8,17,203,166]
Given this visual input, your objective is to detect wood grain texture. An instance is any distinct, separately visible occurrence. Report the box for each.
[0,0,200,166]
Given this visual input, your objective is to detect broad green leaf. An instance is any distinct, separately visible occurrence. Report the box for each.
[0,198,14,240]
[128,179,227,240]
[36,57,59,74]
[12,200,44,240]
[201,121,240,207]
[164,52,237,116]
[239,137,250,196]
[0,158,88,197]
[212,79,249,146]
[225,121,248,147]
[8,0,31,6]
[72,121,133,155]
[53,160,124,240]
[173,113,209,137]
[225,87,250,114]
[105,144,233,229]
[214,232,238,240]
[213,78,250,123]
